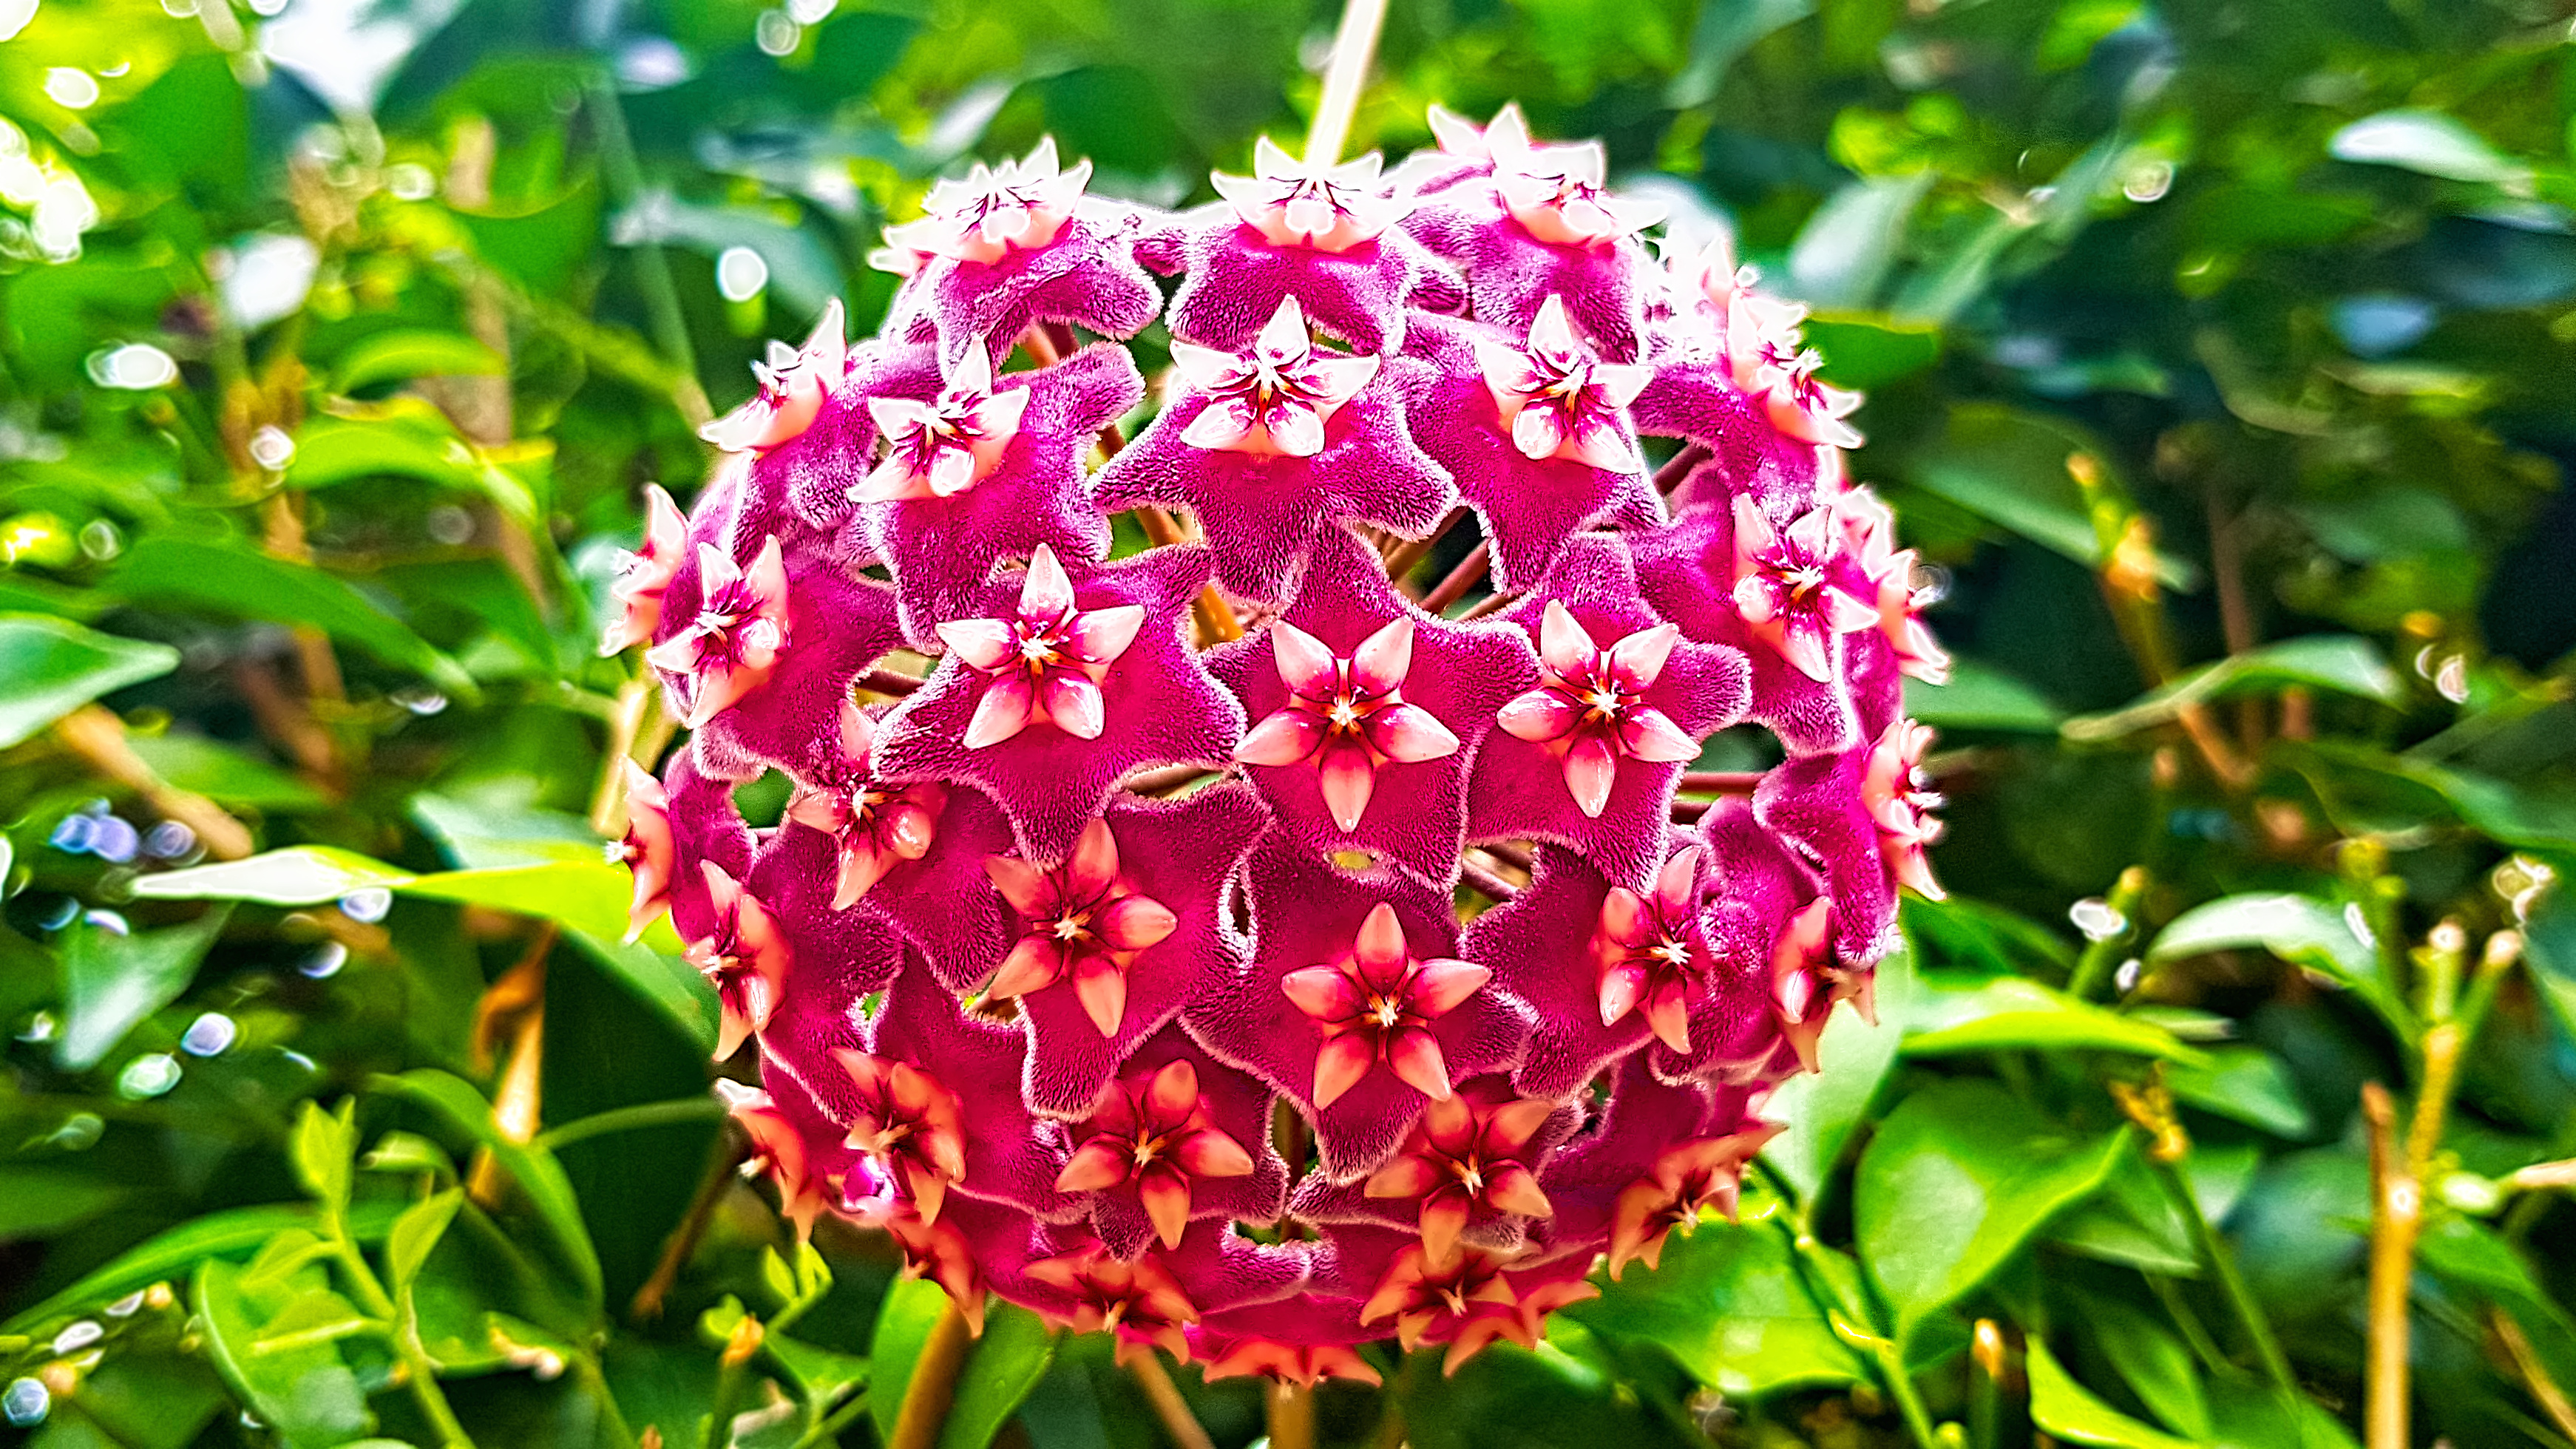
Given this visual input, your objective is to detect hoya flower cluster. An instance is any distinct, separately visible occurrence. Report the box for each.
[609,105,1950,1382]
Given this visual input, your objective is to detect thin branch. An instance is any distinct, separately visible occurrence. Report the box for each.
[1460,858,1520,901]
[2364,1081,2418,1449]
[633,1124,750,1323]
[1128,1354,1217,1449]
[467,925,556,1210]
[861,667,926,698]
[2492,1306,2576,1445]
[1382,508,1466,583]
[1135,505,1244,643]
[1420,541,1488,614]
[1302,0,1390,167]
[51,705,256,860]
[1677,771,1765,795]
[1653,442,1709,494]
[889,1300,976,1449]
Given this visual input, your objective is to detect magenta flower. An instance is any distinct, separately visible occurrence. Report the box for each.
[1469,537,1747,886]
[1150,140,1460,357]
[645,537,792,729]
[1207,533,1534,882]
[1401,311,1661,592]
[858,342,1141,645]
[1096,299,1454,603]
[611,101,1949,1377]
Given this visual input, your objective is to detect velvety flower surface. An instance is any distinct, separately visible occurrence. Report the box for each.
[618,107,1950,1379]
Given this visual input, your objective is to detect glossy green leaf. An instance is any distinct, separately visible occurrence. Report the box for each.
[1805,313,1942,390]
[870,1280,1055,1449]
[2048,1143,2260,1278]
[2,1201,401,1334]
[1787,174,1930,310]
[2025,1337,2200,1449]
[191,1258,376,1449]
[1762,943,1914,1203]
[288,1099,356,1213]
[2062,637,2402,743]
[0,613,179,749]
[55,906,229,1071]
[123,732,331,810]
[133,846,416,906]
[2084,1294,2213,1440]
[136,844,679,954]
[369,1069,603,1307]
[284,410,485,493]
[1905,656,2065,733]
[331,329,507,393]
[2163,1047,2315,1138]
[2146,894,2409,1035]
[1902,972,2206,1063]
[386,1189,463,1292]
[1854,1079,2131,1342]
[2329,110,2525,183]
[1567,1203,1868,1397]
[106,538,475,701]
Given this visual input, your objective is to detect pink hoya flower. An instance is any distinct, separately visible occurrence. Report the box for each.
[646,537,792,728]
[615,102,1950,1381]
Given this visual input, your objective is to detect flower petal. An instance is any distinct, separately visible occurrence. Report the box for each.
[1365,702,1460,764]
[1409,958,1490,1017]
[1099,892,1178,951]
[1312,1033,1375,1108]
[1056,1138,1131,1192]
[1386,1028,1452,1100]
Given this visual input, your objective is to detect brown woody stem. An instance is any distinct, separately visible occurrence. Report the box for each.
[1266,1380,1316,1449]
[1420,541,1489,614]
[50,705,257,861]
[889,1300,976,1449]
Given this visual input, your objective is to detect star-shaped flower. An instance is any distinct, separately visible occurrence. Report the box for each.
[1054,1051,1263,1252]
[875,546,1245,862]
[994,786,1265,1117]
[1148,140,1457,357]
[1348,1085,1565,1264]
[1353,1238,1593,1377]
[721,1075,847,1242]
[1526,1055,1748,1250]
[638,750,756,947]
[1188,838,1533,1181]
[646,537,793,729]
[1021,1244,1201,1364]
[600,483,688,654]
[699,299,850,455]
[688,558,904,784]
[1205,532,1534,883]
[1687,800,1847,1080]
[1633,498,1864,755]
[780,702,947,911]
[864,959,1088,1221]
[736,825,909,1072]
[683,860,790,1061]
[876,138,1163,368]
[1754,719,1944,971]
[615,759,679,940]
[1830,485,1953,686]
[1468,535,1747,886]
[830,1048,969,1225]
[1604,1121,1781,1278]
[1096,302,1454,603]
[1400,312,1661,593]
[1730,496,1883,685]
[1197,1333,1383,1388]
[857,342,1142,648]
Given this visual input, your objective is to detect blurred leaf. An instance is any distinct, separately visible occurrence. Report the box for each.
[191,1258,375,1449]
[2062,637,2402,742]
[2146,895,2411,1037]
[1854,1079,2129,1342]
[563,928,719,1053]
[2329,111,2526,185]
[0,613,180,749]
[2084,1294,2213,1440]
[1902,406,2197,589]
[1788,174,1930,311]
[2048,1144,2260,1279]
[370,1068,604,1309]
[454,180,603,298]
[0,1164,127,1238]
[1902,972,2206,1062]
[135,846,416,905]
[285,410,487,492]
[3,1201,400,1334]
[138,844,672,950]
[387,1188,464,1292]
[55,906,229,1071]
[1763,943,1914,1203]
[1667,0,1814,106]
[2205,1376,2359,1449]
[765,1331,870,1414]
[1805,313,1942,390]
[289,1099,356,1213]
[106,538,477,702]
[2025,1336,2198,1449]
[125,732,331,810]
[1568,1204,1868,1397]
[2165,1048,2316,1138]
[331,329,508,393]
[1905,656,2065,733]
[871,1280,1057,1449]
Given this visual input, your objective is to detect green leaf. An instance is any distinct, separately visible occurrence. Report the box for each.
[2024,1337,2200,1449]
[55,906,230,1071]
[133,846,416,906]
[0,614,180,749]
[387,1188,464,1292]
[2082,1294,2212,1440]
[1666,0,1815,106]
[1902,972,2206,1063]
[370,1069,603,1307]
[2329,110,2526,184]
[2146,894,2410,1036]
[2048,1144,2260,1278]
[2062,637,2402,742]
[288,1099,357,1213]
[137,845,682,957]
[1804,313,1942,390]
[0,1165,128,1238]
[563,927,717,1052]
[284,410,486,493]
[1762,943,1914,1204]
[870,1280,1056,1449]
[106,537,476,701]
[1787,174,1931,310]
[123,732,330,811]
[1901,405,2197,589]
[2163,1047,2315,1138]
[331,330,507,393]
[1566,1201,1868,1397]
[2,1201,400,1334]
[191,1258,376,1449]
[1854,1080,2130,1342]
[1904,656,2064,733]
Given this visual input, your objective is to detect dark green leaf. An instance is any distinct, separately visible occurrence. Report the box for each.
[2062,637,2402,743]
[2025,1337,2198,1449]
[1567,1202,1868,1397]
[191,1258,376,1449]
[387,1188,464,1292]
[106,538,476,701]
[0,613,179,749]
[3,1201,401,1334]
[370,1069,603,1308]
[2146,895,2410,1036]
[2164,1048,2316,1138]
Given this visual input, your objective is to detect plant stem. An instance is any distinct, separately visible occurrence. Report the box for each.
[1267,1380,1317,1449]
[633,1123,748,1323]
[2065,866,2149,1000]
[2151,1156,2297,1399]
[889,1300,975,1449]
[790,1391,874,1449]
[589,678,657,835]
[1133,503,1244,642]
[537,1096,728,1152]
[2362,1082,2416,1449]
[1752,1163,1943,1449]
[1128,1353,1216,1449]
[1382,508,1465,582]
[1304,0,1389,168]
[2492,1306,2576,1445]
[1420,541,1488,614]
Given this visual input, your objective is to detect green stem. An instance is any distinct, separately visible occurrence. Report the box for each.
[790,1391,872,1449]
[535,1096,725,1152]
[574,1351,643,1449]
[1755,1162,1944,1449]
[2144,1272,2232,1377]
[2151,1156,2296,1398]
[586,73,704,413]
[2066,866,2149,1000]
[325,1203,476,1448]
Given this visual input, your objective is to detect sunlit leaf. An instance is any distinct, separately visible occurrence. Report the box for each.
[106,538,476,701]
[2025,1337,2200,1449]
[1762,943,1914,1204]
[1902,972,2206,1063]
[2146,894,2410,1036]
[2062,637,2402,742]
[1567,1195,1867,1397]
[2330,110,2526,184]
[0,613,179,749]
[370,1069,603,1308]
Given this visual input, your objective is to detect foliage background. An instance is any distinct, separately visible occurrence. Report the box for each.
[3,0,2576,1445]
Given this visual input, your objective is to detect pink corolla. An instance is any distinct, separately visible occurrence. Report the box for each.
[853,344,1031,502]
[1731,497,1880,683]
[935,544,1145,749]
[1477,296,1653,472]
[782,702,946,909]
[1284,901,1491,1108]
[1172,296,1380,458]
[881,138,1091,266]
[683,861,790,1061]
[1491,139,1665,250]
[614,759,677,939]
[1362,1089,1558,1264]
[701,300,847,454]
[1212,137,1412,254]
[600,483,686,654]
[831,1049,969,1224]
[1237,616,1459,832]
[1593,845,1712,1054]
[1022,1246,1200,1365]
[1862,718,1948,900]
[1604,1123,1780,1278]
[646,537,792,727]
[983,815,1179,1035]
[1497,601,1699,818]
[1056,1057,1256,1249]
